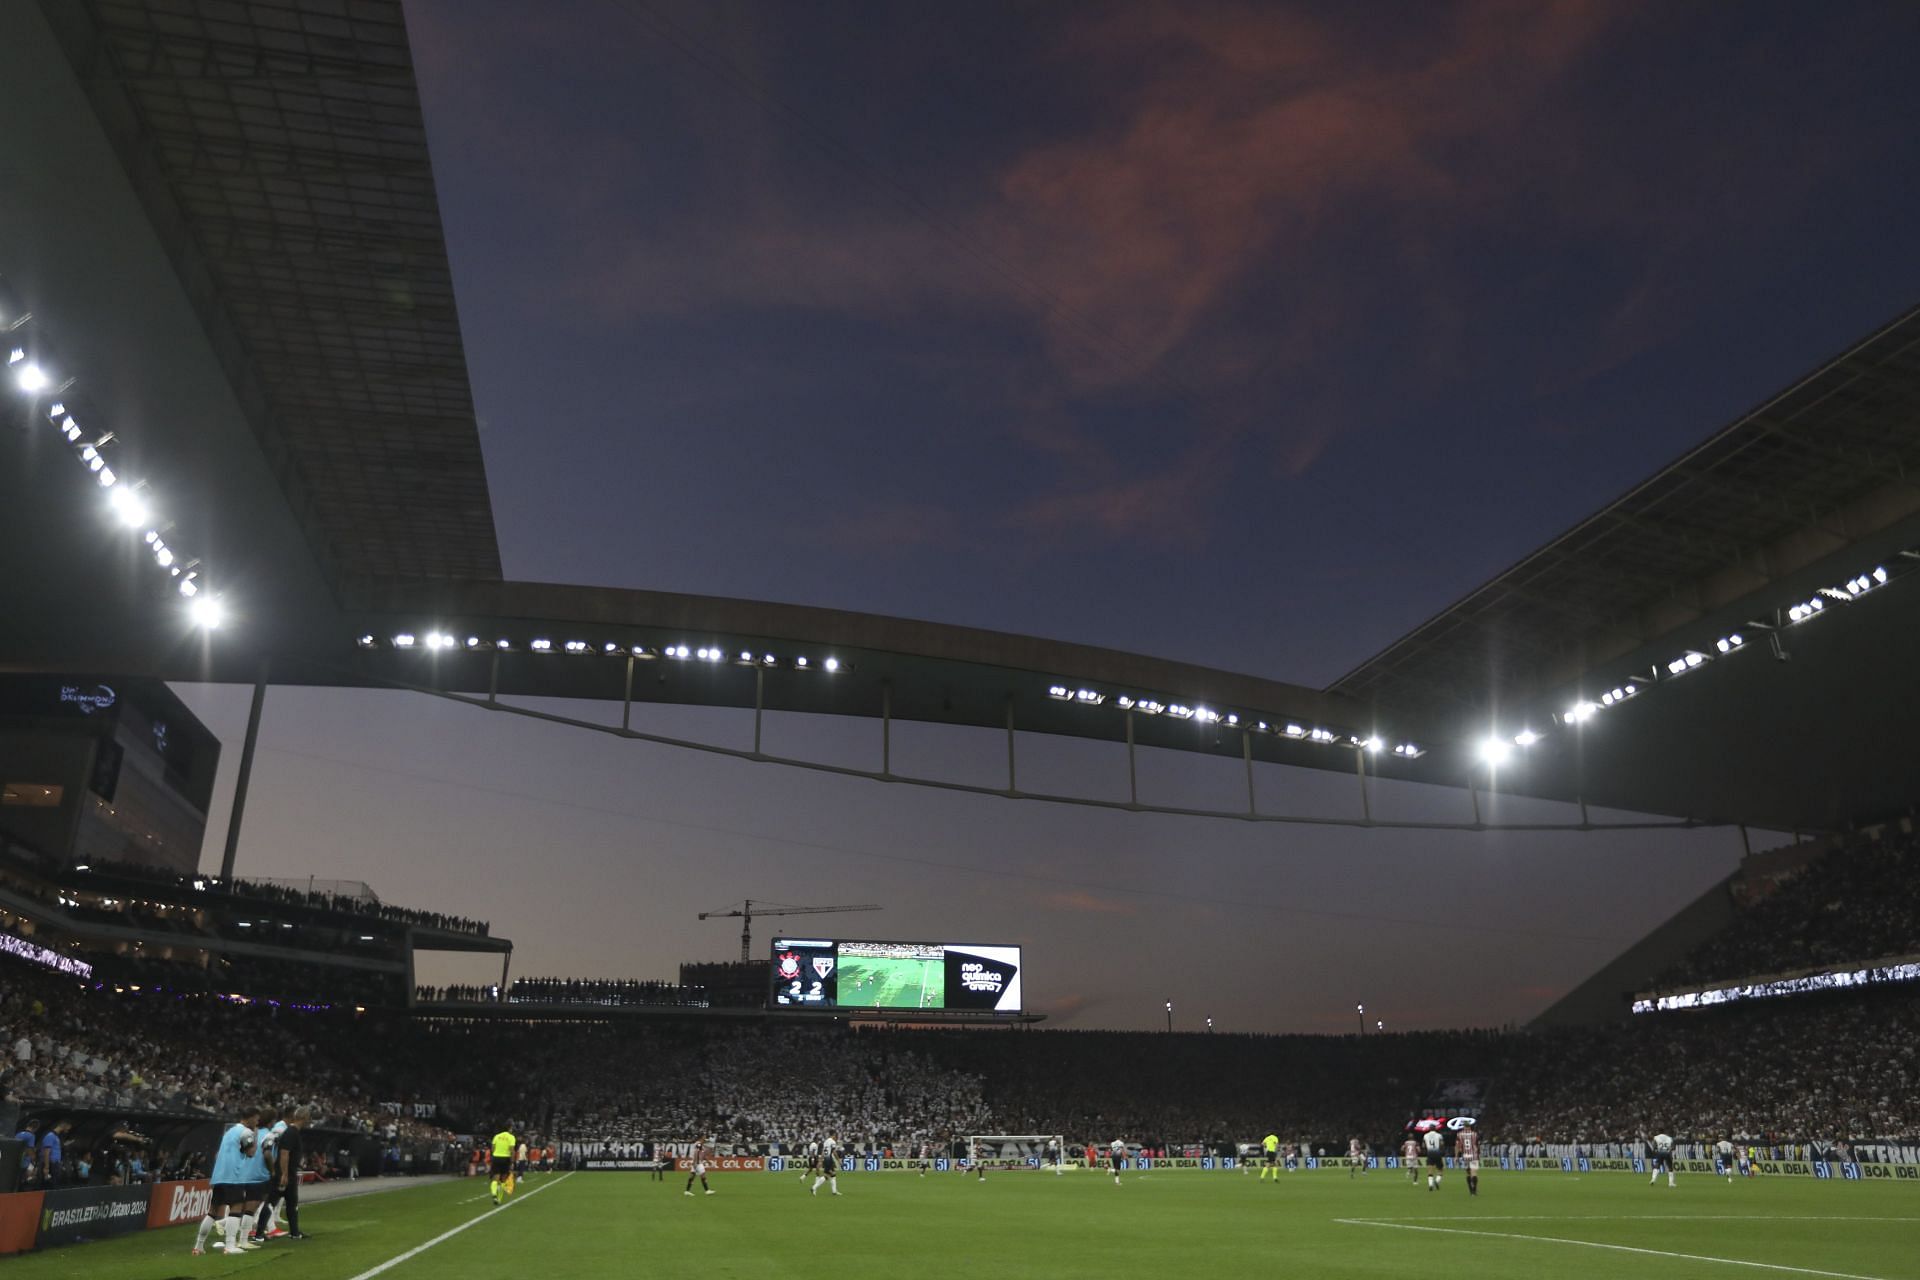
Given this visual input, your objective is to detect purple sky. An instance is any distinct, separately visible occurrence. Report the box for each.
[177,0,1920,1031]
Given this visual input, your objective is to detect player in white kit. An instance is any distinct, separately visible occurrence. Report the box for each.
[1109,1138,1126,1185]
[1422,1127,1445,1190]
[1649,1132,1676,1187]
[810,1134,841,1196]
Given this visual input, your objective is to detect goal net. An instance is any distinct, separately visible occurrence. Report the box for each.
[964,1135,1069,1171]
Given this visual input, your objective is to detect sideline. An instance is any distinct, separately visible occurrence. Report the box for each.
[345,1172,575,1280]
[1334,1217,1896,1280]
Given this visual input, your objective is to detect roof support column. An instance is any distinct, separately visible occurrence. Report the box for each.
[1355,747,1371,823]
[621,653,634,731]
[1243,729,1256,815]
[881,683,892,776]
[1126,708,1138,806]
[218,657,270,882]
[1005,697,1017,795]
[753,665,764,755]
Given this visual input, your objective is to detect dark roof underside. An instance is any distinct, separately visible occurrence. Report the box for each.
[44,0,500,583]
[1332,305,1920,723]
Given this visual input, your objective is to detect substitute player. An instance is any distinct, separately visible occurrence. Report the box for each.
[1649,1132,1676,1188]
[489,1125,516,1205]
[1422,1126,1445,1190]
[192,1106,260,1256]
[1457,1121,1481,1196]
[1401,1134,1421,1183]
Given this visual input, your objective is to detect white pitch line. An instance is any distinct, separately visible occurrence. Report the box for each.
[1333,1218,1897,1280]
[1356,1215,1920,1223]
[347,1173,574,1280]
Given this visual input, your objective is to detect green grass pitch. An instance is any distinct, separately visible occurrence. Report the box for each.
[8,1167,1916,1279]
[836,953,943,1008]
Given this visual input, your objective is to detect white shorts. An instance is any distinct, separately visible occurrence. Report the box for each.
[693,1162,707,1176]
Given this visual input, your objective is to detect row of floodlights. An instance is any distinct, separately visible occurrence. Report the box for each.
[1500,561,1900,764]
[359,632,845,672]
[5,289,222,629]
[1044,684,1422,758]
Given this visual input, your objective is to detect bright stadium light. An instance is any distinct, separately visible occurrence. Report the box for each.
[1513,729,1541,747]
[1392,742,1423,758]
[564,640,589,654]
[106,484,149,528]
[1048,685,1070,700]
[1308,727,1336,744]
[392,633,416,648]
[1361,736,1384,753]
[1480,737,1514,767]
[188,595,224,630]
[1167,704,1194,720]
[1714,633,1744,654]
[794,656,808,668]
[357,635,377,649]
[1135,700,1164,715]
[530,638,552,652]
[823,657,840,672]
[8,343,50,393]
[1075,689,1104,705]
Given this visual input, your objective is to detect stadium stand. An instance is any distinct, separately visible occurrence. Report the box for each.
[1649,829,1920,990]
[7,945,1914,1174]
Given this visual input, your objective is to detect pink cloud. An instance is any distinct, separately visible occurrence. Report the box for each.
[1044,889,1140,916]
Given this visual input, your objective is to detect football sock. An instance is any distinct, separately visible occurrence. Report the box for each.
[224,1215,243,1251]
[195,1215,215,1250]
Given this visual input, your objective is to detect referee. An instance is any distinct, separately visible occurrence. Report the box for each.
[274,1108,311,1239]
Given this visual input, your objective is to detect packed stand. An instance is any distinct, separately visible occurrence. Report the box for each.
[1654,830,1920,990]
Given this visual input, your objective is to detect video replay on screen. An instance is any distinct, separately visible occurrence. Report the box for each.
[770,939,1021,1013]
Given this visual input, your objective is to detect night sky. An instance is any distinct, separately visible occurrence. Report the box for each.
[172,0,1920,1031]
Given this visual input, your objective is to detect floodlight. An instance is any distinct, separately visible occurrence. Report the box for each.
[1392,743,1424,758]
[177,574,199,598]
[1361,736,1383,752]
[1224,714,1239,727]
[1514,729,1540,747]
[762,654,776,665]
[1309,728,1336,743]
[1076,689,1104,705]
[188,595,224,630]
[357,635,377,649]
[8,343,50,393]
[107,485,148,528]
[393,633,417,648]
[795,656,808,668]
[1565,700,1599,724]
[1480,737,1514,767]
[1167,704,1193,720]
[564,640,589,653]
[823,657,840,672]
[425,632,455,651]
[1048,685,1070,700]
[1194,706,1221,724]
[1873,566,1889,584]
[530,638,552,652]
[1283,723,1305,738]
[1135,700,1164,715]
[1116,696,1136,710]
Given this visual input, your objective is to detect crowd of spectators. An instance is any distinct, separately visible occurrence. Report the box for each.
[1,962,452,1166]
[1653,829,1920,990]
[417,977,710,1008]
[0,847,492,941]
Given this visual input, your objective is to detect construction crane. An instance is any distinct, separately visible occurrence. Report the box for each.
[699,900,881,963]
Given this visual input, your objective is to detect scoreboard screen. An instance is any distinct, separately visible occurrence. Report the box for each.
[770,939,1022,1013]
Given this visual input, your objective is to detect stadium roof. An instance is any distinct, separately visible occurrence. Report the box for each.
[4,0,1918,837]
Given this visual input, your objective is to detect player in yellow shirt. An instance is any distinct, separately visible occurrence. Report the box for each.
[489,1128,517,1205]
[1260,1133,1280,1180]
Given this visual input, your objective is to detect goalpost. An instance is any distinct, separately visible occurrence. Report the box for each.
[964,1134,1070,1173]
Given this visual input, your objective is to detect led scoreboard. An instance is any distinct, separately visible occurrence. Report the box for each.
[771,939,1022,1013]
